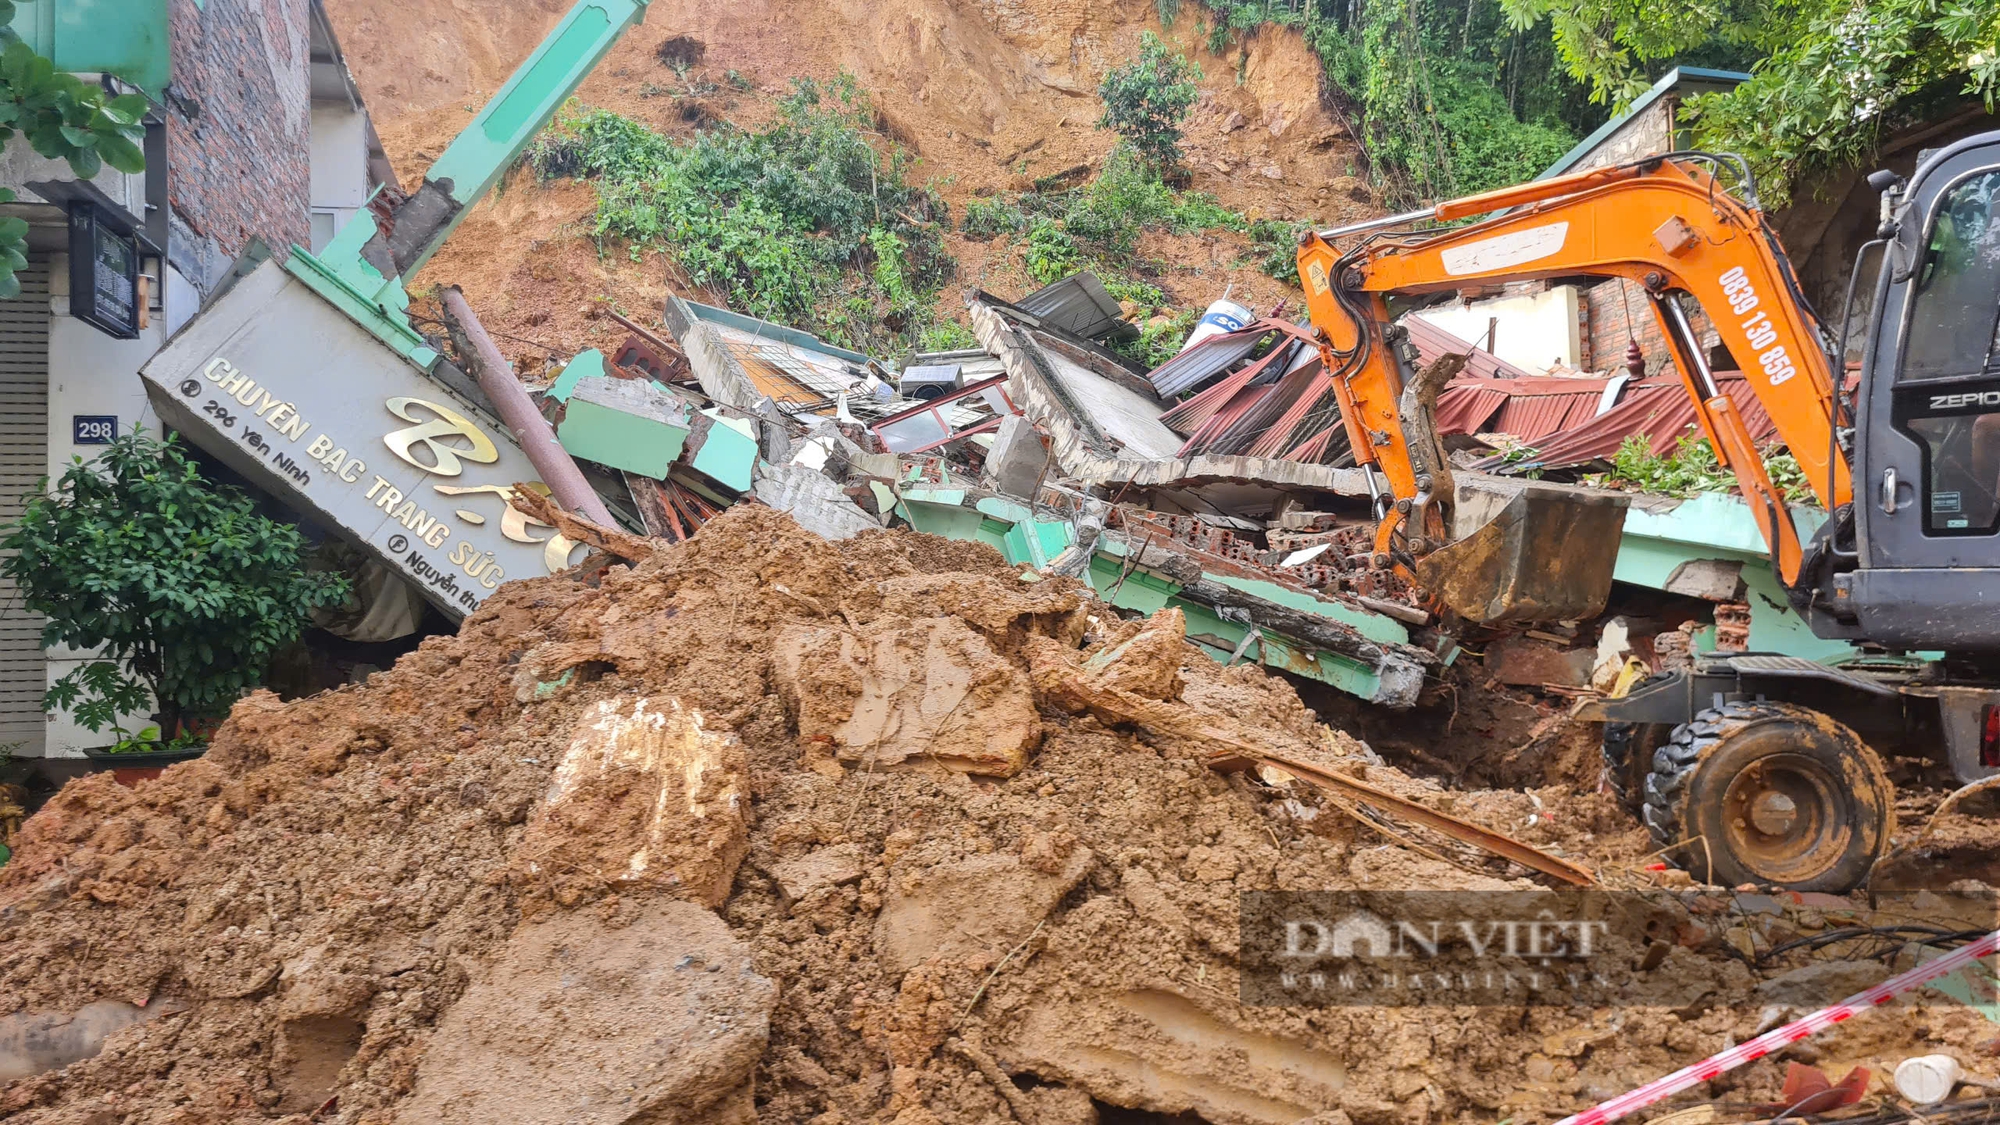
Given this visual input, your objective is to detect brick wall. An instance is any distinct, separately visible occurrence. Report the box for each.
[1579,279,1727,376]
[164,0,313,294]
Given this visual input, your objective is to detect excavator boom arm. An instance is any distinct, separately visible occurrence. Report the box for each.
[1298,157,1849,589]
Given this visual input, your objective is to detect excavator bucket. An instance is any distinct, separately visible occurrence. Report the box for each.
[1414,478,1631,625]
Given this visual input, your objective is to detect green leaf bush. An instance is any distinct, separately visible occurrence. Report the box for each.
[526,75,954,353]
[0,431,350,738]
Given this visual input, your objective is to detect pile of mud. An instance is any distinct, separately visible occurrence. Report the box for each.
[1,508,1989,1125]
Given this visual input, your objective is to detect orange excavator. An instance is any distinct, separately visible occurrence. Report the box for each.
[1294,136,2000,893]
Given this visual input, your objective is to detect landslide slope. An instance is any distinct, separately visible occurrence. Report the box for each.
[322,0,1370,368]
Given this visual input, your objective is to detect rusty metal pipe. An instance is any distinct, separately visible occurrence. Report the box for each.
[439,286,616,527]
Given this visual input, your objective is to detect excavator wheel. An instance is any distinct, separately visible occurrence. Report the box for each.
[1602,722,1670,815]
[1599,672,1675,814]
[1642,702,1895,893]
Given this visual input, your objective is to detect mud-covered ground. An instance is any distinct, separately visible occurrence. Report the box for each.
[2,508,1995,1125]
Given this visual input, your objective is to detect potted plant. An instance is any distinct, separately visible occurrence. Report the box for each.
[79,722,209,787]
[0,430,350,778]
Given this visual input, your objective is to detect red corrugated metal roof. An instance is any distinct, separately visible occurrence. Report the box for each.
[1509,372,1776,468]
[1404,315,1540,380]
[1437,375,1608,441]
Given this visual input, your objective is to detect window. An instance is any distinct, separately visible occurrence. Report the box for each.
[1904,169,2000,381]
[310,210,340,253]
[1905,412,2000,532]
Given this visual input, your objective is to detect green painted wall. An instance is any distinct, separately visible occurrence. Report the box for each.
[1613,493,1855,661]
[556,397,689,478]
[13,0,168,94]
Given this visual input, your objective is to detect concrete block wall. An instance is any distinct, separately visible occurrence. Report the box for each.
[165,0,314,294]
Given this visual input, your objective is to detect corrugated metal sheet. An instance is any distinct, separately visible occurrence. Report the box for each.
[1433,384,1511,434]
[1147,323,1265,397]
[1403,314,1540,380]
[1470,372,1778,468]
[0,262,47,754]
[1017,272,1125,340]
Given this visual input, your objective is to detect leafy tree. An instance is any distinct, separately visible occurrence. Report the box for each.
[0,431,350,737]
[1501,0,2000,205]
[1187,0,1590,207]
[0,1,149,297]
[1098,32,1203,169]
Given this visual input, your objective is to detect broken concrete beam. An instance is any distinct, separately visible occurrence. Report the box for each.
[968,296,1377,495]
[1174,577,1429,707]
[794,418,899,482]
[750,461,889,540]
[1663,557,1747,601]
[554,374,694,478]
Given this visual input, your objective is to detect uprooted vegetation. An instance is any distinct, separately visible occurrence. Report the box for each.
[525,75,955,354]
[4,506,1995,1124]
[1583,433,1816,504]
[962,147,1304,366]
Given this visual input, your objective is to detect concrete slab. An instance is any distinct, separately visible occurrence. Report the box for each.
[970,298,1374,496]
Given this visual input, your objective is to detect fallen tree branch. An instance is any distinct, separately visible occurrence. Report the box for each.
[1205,741,1597,886]
[506,483,658,564]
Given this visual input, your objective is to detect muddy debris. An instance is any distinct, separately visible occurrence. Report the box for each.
[1,507,1993,1125]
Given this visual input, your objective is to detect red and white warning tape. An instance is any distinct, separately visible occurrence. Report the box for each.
[1552,931,2000,1125]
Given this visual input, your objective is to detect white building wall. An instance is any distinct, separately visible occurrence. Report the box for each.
[309,102,372,250]
[1413,286,1584,375]
[0,143,147,223]
[39,252,166,755]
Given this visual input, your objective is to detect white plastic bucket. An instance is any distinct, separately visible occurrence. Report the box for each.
[1895,1055,1963,1104]
[1180,298,1254,353]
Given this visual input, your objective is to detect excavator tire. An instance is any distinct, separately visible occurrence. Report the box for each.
[1602,723,1670,814]
[1642,701,1895,893]
[1600,673,1675,814]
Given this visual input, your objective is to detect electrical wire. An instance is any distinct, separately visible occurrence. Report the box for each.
[1757,924,1990,966]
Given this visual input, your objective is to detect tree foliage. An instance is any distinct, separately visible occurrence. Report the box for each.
[0,1,149,298]
[527,75,952,353]
[1192,0,1591,207]
[1501,0,2000,205]
[0,431,349,736]
[1098,32,1204,169]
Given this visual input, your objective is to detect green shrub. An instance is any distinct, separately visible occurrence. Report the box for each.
[1245,219,1308,285]
[0,431,350,736]
[962,195,1026,238]
[1024,220,1085,284]
[990,147,1247,288]
[1114,307,1201,369]
[1591,432,1815,504]
[527,76,953,353]
[917,319,979,352]
[1097,31,1202,170]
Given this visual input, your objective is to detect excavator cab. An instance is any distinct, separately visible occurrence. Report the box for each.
[1838,132,2000,651]
[1583,132,2000,894]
